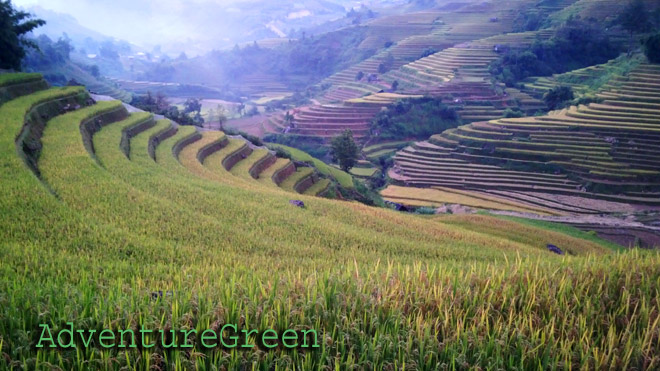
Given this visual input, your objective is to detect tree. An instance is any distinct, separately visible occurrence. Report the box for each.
[544,86,574,110]
[391,80,399,91]
[331,130,358,172]
[0,0,45,70]
[215,104,227,130]
[355,71,364,81]
[618,0,652,54]
[183,98,202,115]
[284,111,295,127]
[644,33,660,63]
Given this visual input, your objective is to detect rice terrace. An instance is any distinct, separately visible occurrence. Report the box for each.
[1,0,660,369]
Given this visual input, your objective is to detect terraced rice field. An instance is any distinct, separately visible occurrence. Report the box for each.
[523,55,643,99]
[382,185,557,214]
[267,143,354,189]
[390,64,660,214]
[318,0,544,105]
[363,140,411,161]
[1,73,660,370]
[284,104,382,139]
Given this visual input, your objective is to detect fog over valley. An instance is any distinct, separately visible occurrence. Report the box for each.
[13,0,406,55]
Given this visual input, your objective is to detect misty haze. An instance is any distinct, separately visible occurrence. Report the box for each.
[1,0,660,369]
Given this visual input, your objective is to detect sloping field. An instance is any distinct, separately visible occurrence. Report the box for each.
[2,73,658,369]
[285,104,383,139]
[390,63,660,214]
[382,185,558,214]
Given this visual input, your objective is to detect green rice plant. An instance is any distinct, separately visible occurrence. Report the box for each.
[1,75,659,370]
[0,72,43,86]
[268,143,354,188]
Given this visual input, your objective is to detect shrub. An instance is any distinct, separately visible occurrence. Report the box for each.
[503,108,525,118]
[544,86,575,110]
[490,19,620,87]
[371,97,460,139]
[263,134,329,159]
[415,207,437,215]
[643,33,660,63]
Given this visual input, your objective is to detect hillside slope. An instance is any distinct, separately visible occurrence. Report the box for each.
[1,73,659,369]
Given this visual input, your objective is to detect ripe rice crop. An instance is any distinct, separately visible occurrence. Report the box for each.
[1,81,659,370]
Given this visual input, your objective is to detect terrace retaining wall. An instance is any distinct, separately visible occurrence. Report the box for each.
[173,132,202,160]
[197,137,229,164]
[249,152,277,179]
[272,161,296,185]
[222,145,252,171]
[120,117,156,159]
[148,124,177,161]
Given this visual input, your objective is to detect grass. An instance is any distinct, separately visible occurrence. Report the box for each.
[363,141,410,154]
[304,178,331,196]
[489,214,624,251]
[1,77,660,369]
[257,157,291,187]
[267,143,354,189]
[0,72,43,86]
[279,167,314,192]
[366,148,399,160]
[230,148,270,180]
[350,167,379,177]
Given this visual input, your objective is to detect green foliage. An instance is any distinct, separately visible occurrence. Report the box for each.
[378,53,395,74]
[266,143,354,188]
[618,0,653,36]
[371,97,460,140]
[263,133,328,159]
[22,35,72,70]
[543,86,574,110]
[1,75,658,370]
[490,19,620,87]
[0,0,45,70]
[131,92,202,126]
[414,206,437,215]
[644,33,660,63]
[502,108,525,118]
[331,129,359,172]
[223,128,264,147]
[420,47,436,58]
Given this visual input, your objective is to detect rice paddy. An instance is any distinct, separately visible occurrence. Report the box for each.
[2,0,660,367]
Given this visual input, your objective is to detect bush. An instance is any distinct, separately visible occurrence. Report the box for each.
[503,108,525,118]
[263,134,329,159]
[223,128,263,146]
[274,147,291,159]
[489,18,620,87]
[371,97,460,139]
[415,207,437,215]
[544,86,575,110]
[643,33,660,63]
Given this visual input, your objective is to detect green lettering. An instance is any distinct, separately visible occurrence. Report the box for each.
[282,329,298,348]
[98,329,115,348]
[36,324,56,348]
[301,329,319,348]
[180,329,197,348]
[140,327,155,348]
[241,328,258,348]
[118,329,136,348]
[57,322,75,348]
[160,329,177,348]
[77,329,96,348]
[220,324,238,348]
[261,329,279,349]
[200,329,217,348]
